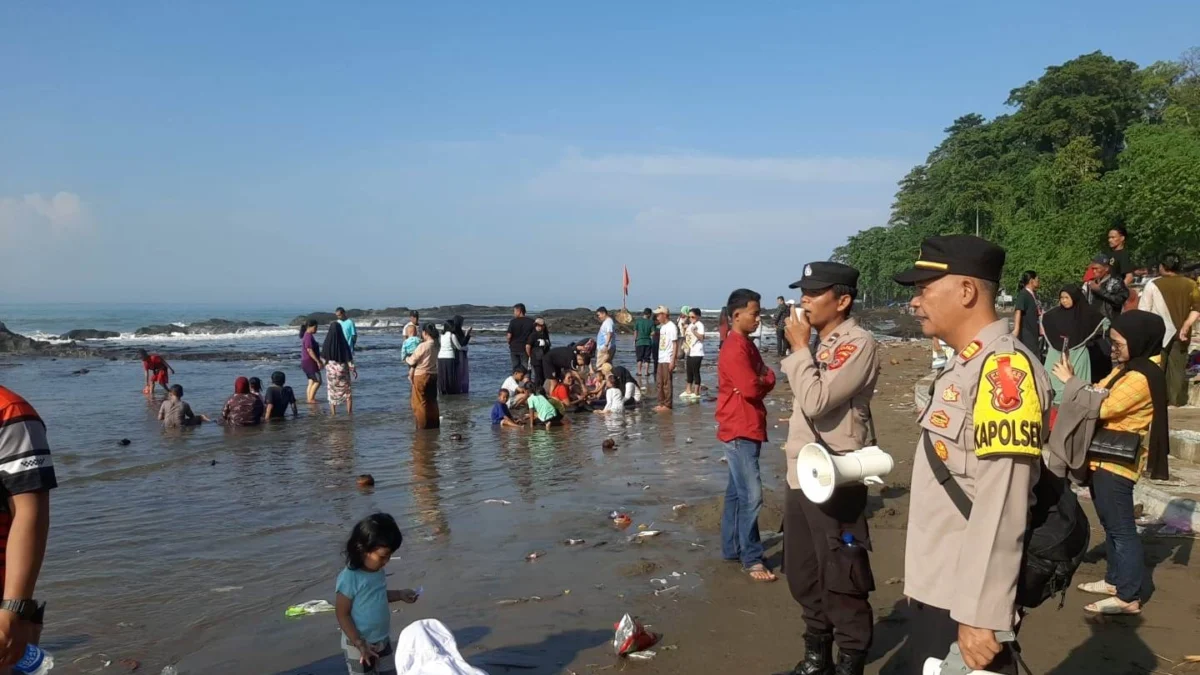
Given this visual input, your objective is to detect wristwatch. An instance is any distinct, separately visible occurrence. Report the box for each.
[0,600,41,622]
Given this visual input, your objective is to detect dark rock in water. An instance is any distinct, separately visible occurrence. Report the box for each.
[118,439,131,446]
[0,322,99,357]
[61,329,120,340]
[449,433,464,441]
[602,439,618,451]
[211,460,218,466]
[72,368,90,375]
[134,318,273,337]
[357,474,375,487]
[288,303,635,333]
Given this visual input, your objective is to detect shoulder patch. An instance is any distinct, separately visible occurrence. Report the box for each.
[828,343,858,370]
[973,351,1042,459]
[941,385,961,403]
[929,409,951,429]
[934,439,950,461]
[959,341,983,362]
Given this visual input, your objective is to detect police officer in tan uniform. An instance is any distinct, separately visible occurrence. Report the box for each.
[893,236,1051,675]
[775,262,879,675]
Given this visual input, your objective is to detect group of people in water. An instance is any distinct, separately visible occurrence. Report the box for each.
[137,303,716,433]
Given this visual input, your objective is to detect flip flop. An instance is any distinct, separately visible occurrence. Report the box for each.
[743,564,777,582]
[1076,580,1117,596]
[1084,597,1141,615]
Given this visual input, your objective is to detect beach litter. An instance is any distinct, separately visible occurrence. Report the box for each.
[654,585,679,596]
[285,600,334,617]
[610,512,633,528]
[602,439,618,451]
[628,530,662,542]
[627,651,656,661]
[613,614,660,657]
[564,539,586,546]
[211,586,243,593]
[160,668,178,675]
[525,551,547,561]
[483,499,512,505]
[672,503,688,512]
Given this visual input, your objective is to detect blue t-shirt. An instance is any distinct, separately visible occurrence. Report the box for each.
[490,401,513,425]
[335,566,390,644]
[339,319,358,351]
[596,317,615,351]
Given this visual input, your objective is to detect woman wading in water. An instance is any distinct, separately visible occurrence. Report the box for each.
[299,320,323,403]
[406,323,441,429]
[322,322,357,415]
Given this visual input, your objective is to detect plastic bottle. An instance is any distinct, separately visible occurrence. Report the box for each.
[13,644,54,674]
[841,532,857,547]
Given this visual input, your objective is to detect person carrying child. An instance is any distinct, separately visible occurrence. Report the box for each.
[335,513,420,674]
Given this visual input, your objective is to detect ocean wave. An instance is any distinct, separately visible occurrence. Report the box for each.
[23,327,298,344]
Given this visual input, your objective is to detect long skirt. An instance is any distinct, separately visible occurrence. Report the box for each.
[457,351,470,394]
[438,358,460,396]
[412,373,440,429]
[326,362,352,405]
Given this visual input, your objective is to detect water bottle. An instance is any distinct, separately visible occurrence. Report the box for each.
[13,644,54,674]
[841,532,857,547]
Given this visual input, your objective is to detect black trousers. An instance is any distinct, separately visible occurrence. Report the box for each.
[784,485,873,653]
[903,601,1020,675]
[530,352,546,388]
[510,352,529,371]
[776,327,789,356]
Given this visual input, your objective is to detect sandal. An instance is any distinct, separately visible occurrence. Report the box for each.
[743,563,777,582]
[1084,597,1141,615]
[1076,580,1117,596]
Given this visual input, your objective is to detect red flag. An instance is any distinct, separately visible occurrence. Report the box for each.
[622,265,630,297]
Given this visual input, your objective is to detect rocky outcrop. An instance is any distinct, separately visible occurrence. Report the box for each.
[290,308,412,326]
[60,329,120,340]
[289,304,635,333]
[0,323,97,357]
[134,318,273,336]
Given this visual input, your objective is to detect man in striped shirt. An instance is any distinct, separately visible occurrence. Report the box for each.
[0,386,56,668]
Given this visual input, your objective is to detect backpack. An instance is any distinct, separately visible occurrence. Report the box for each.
[922,432,1089,609]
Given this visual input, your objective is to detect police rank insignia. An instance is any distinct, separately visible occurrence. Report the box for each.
[828,343,858,370]
[959,340,983,362]
[817,349,831,362]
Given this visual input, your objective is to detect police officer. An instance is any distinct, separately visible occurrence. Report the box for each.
[893,236,1050,675]
[776,262,879,675]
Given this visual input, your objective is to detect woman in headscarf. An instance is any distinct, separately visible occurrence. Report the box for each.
[1053,310,1169,616]
[437,320,463,396]
[1042,285,1108,404]
[406,322,441,429]
[221,376,264,426]
[452,315,473,394]
[321,322,357,415]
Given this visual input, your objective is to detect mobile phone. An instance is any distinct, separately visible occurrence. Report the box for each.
[1061,337,1069,359]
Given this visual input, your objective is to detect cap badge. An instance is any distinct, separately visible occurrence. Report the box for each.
[804,264,812,277]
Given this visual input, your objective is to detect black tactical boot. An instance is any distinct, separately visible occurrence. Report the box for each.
[833,649,867,675]
[775,633,834,675]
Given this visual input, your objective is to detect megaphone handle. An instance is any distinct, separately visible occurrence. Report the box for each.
[994,631,1016,644]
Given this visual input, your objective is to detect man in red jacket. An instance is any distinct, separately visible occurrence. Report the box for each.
[716,288,777,582]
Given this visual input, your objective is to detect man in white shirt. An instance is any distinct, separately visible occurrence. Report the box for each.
[654,305,680,411]
[595,307,616,367]
[501,366,530,407]
[683,307,706,400]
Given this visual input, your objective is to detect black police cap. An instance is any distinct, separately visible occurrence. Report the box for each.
[893,235,1006,286]
[789,261,860,290]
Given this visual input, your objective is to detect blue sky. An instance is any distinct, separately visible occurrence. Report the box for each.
[2,2,1197,309]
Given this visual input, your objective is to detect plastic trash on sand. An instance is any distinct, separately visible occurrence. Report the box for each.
[395,619,489,675]
[285,599,335,617]
[613,614,659,657]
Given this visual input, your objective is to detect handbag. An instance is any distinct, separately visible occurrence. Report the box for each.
[1086,427,1141,464]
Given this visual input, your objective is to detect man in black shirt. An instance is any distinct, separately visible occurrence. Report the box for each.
[1012,270,1042,356]
[506,303,536,370]
[543,343,580,382]
[1088,255,1129,321]
[264,371,298,420]
[1107,224,1135,288]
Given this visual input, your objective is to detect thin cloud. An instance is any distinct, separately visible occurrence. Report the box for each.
[0,191,89,240]
[559,150,909,183]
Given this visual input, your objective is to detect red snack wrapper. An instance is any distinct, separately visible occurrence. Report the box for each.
[612,613,659,656]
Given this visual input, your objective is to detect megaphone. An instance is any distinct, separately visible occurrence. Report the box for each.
[922,658,1003,675]
[795,443,895,503]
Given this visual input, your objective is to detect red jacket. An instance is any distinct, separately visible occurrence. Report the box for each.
[716,332,776,443]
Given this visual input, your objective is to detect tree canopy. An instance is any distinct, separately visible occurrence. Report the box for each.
[834,48,1200,304]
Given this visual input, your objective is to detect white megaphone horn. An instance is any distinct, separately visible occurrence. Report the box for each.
[796,443,895,503]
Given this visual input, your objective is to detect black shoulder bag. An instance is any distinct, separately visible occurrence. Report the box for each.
[921,432,1089,611]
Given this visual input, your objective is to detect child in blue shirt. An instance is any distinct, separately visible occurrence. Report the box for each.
[335,513,419,674]
[490,388,521,428]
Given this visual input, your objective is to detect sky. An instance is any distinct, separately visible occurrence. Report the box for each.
[2,1,1198,310]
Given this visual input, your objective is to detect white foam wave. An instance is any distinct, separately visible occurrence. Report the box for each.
[102,327,298,343]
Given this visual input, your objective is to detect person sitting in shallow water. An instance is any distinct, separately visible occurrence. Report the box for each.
[222,376,264,426]
[159,384,209,428]
[490,389,522,428]
[248,376,264,402]
[264,371,298,420]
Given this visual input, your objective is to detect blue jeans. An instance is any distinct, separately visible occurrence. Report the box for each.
[721,438,765,568]
[1090,468,1144,602]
